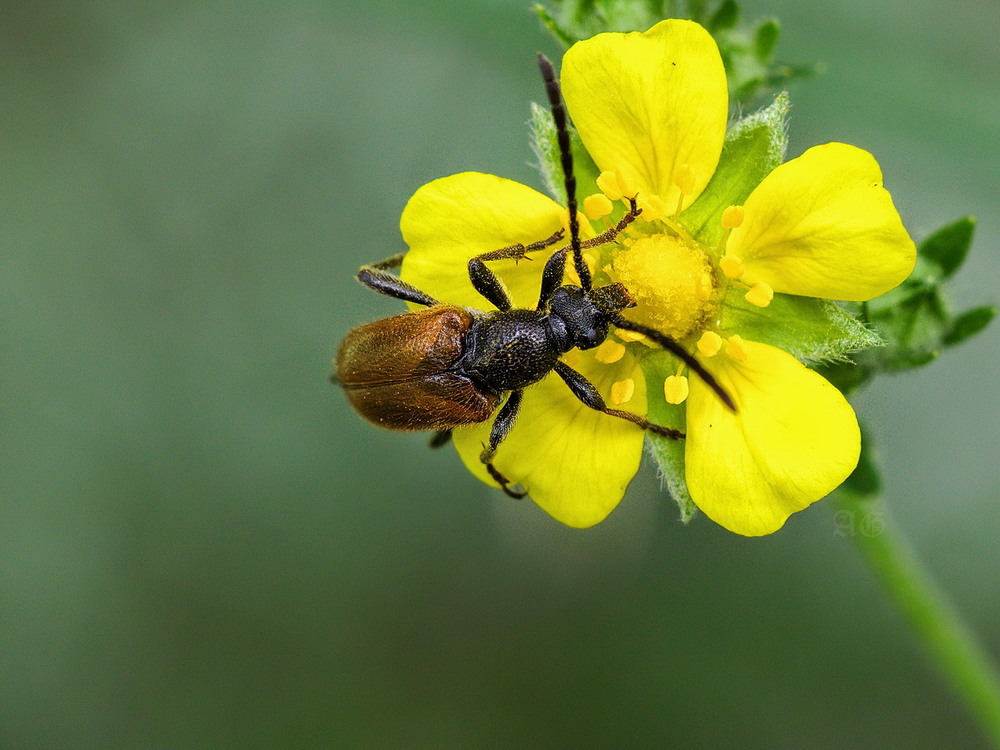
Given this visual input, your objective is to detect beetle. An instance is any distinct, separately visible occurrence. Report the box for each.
[334,54,733,497]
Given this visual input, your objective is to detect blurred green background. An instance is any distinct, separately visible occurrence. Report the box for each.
[1,1,997,747]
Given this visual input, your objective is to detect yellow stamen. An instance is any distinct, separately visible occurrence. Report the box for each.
[616,171,637,200]
[697,271,714,302]
[663,375,689,405]
[582,193,613,221]
[611,378,635,405]
[673,164,695,217]
[721,205,745,229]
[745,280,774,308]
[674,164,695,195]
[636,194,669,222]
[616,328,647,344]
[726,335,749,362]
[697,330,723,357]
[719,254,745,279]
[594,339,626,364]
[596,171,623,201]
[562,350,581,367]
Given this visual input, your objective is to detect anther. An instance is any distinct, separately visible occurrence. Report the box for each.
[611,378,635,405]
[697,331,723,357]
[725,335,749,362]
[583,193,613,220]
[616,329,648,344]
[595,339,626,364]
[636,194,668,222]
[719,254,745,279]
[745,280,774,308]
[562,350,582,367]
[674,164,695,196]
[664,375,689,405]
[596,171,623,201]
[721,205,745,229]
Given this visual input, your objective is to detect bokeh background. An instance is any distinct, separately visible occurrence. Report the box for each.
[2,1,997,747]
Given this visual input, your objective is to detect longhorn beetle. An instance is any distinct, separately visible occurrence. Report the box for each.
[334,54,734,497]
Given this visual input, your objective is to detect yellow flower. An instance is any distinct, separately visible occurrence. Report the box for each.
[399,20,915,535]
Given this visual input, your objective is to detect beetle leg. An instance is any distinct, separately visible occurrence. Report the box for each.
[552,361,685,440]
[609,315,736,411]
[469,229,564,311]
[428,429,452,448]
[356,253,440,307]
[579,197,642,251]
[480,389,527,498]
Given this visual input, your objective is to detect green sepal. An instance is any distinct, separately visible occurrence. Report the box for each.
[682,93,788,247]
[918,215,974,279]
[529,102,600,205]
[944,305,996,347]
[718,285,881,364]
[639,349,697,522]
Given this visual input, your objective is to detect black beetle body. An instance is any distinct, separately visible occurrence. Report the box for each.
[334,55,732,497]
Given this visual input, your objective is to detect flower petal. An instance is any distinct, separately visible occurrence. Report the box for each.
[400,172,566,309]
[453,351,648,528]
[728,143,916,301]
[561,19,727,209]
[686,340,860,536]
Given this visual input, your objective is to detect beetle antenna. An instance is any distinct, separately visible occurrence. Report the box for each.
[537,53,590,292]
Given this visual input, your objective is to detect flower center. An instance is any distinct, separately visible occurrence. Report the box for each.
[611,234,716,340]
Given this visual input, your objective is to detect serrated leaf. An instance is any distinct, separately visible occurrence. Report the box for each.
[918,216,975,279]
[529,102,600,206]
[944,305,996,347]
[640,351,697,522]
[866,285,950,370]
[718,287,881,363]
[682,93,788,245]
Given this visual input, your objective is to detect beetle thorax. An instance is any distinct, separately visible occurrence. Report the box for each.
[547,285,616,351]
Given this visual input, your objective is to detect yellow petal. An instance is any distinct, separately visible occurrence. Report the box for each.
[728,143,916,301]
[561,19,727,210]
[685,340,860,536]
[453,351,649,528]
[399,172,566,309]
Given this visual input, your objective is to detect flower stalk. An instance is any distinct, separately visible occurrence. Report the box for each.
[832,488,1000,748]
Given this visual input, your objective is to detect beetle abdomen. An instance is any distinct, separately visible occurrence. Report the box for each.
[342,373,498,430]
[336,306,498,430]
[336,306,472,386]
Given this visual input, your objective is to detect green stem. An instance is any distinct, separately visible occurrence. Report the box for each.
[833,490,1000,748]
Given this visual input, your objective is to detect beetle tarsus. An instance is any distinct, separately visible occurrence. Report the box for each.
[485,461,527,499]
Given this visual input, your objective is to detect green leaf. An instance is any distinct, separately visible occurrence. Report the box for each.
[708,0,739,32]
[864,276,950,370]
[640,350,697,522]
[532,4,578,47]
[718,286,882,363]
[529,102,600,206]
[944,305,996,347]
[682,92,788,246]
[918,216,975,279]
[754,19,780,61]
